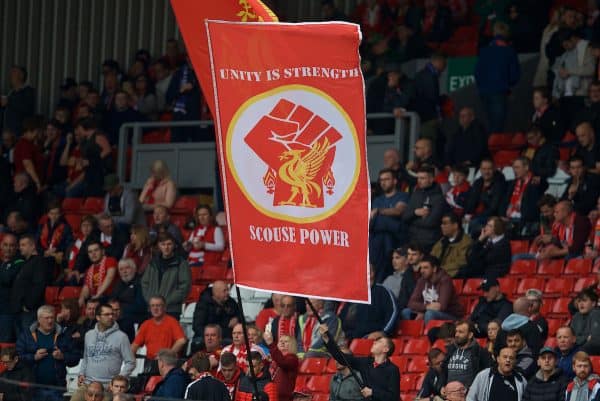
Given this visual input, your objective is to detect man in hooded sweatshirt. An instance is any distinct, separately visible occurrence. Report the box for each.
[564,351,600,401]
[442,320,491,390]
[467,347,527,401]
[496,297,546,357]
[71,303,135,401]
[522,347,569,401]
[506,329,536,380]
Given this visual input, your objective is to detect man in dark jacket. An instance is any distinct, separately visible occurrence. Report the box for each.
[403,165,447,251]
[470,278,513,338]
[382,247,416,311]
[184,354,230,401]
[193,280,239,347]
[460,217,511,278]
[442,320,492,388]
[16,305,80,401]
[411,53,446,140]
[5,172,40,230]
[166,61,203,142]
[444,107,488,168]
[416,348,446,400]
[236,351,277,401]
[320,324,400,401]
[151,349,190,401]
[523,126,558,188]
[496,297,547,357]
[12,235,46,336]
[0,345,34,401]
[0,233,23,342]
[464,158,506,235]
[111,258,147,325]
[474,22,520,132]
[1,65,35,135]
[561,156,600,216]
[532,87,565,144]
[522,347,569,401]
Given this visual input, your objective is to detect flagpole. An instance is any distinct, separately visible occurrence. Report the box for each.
[305,299,365,388]
[235,285,263,401]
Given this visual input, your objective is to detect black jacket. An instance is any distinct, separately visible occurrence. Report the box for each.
[561,174,600,216]
[465,171,506,218]
[501,178,544,224]
[470,295,513,338]
[185,375,231,401]
[192,288,240,341]
[417,368,443,399]
[411,64,441,122]
[5,185,40,230]
[466,236,512,278]
[325,340,400,401]
[0,360,34,401]
[532,105,565,144]
[403,183,447,250]
[111,274,148,324]
[2,85,35,135]
[442,340,492,387]
[398,269,416,311]
[10,255,46,314]
[0,256,24,306]
[340,284,399,340]
[528,142,559,182]
[522,368,569,401]
[444,120,488,167]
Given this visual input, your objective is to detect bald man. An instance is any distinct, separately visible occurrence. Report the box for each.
[574,121,600,175]
[192,280,240,347]
[537,200,590,259]
[495,297,546,357]
[467,348,526,401]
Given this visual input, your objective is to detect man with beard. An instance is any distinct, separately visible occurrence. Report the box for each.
[442,320,491,389]
[564,351,600,401]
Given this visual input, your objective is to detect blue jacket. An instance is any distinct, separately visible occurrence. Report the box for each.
[475,37,520,95]
[16,322,82,386]
[151,367,190,400]
[340,284,398,339]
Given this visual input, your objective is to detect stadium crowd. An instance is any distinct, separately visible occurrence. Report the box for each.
[3,0,600,401]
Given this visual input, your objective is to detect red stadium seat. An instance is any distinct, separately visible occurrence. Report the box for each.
[510,260,536,276]
[65,214,82,234]
[81,197,105,214]
[201,265,228,282]
[488,133,512,152]
[45,286,60,305]
[144,376,163,393]
[171,196,198,215]
[424,320,452,335]
[391,339,406,356]
[397,320,424,337]
[574,277,596,293]
[185,285,205,304]
[432,339,447,352]
[324,358,337,374]
[306,375,333,393]
[594,258,600,273]
[407,355,429,373]
[299,358,328,375]
[462,278,483,296]
[516,278,545,295]
[544,278,574,297]
[58,286,82,301]
[190,268,203,285]
[294,376,309,392]
[390,356,408,372]
[537,259,564,277]
[510,240,530,255]
[400,374,418,392]
[510,132,527,148]
[403,337,430,355]
[493,150,520,167]
[564,259,592,275]
[62,198,84,213]
[312,394,329,401]
[497,277,518,296]
[349,339,373,357]
[544,337,558,348]
[547,319,563,337]
[550,297,571,318]
[591,356,600,372]
[453,279,463,295]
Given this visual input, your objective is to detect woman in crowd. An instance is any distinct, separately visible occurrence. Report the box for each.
[129,73,158,120]
[138,159,177,211]
[263,331,299,401]
[56,298,85,354]
[486,319,501,359]
[185,205,225,267]
[64,215,98,285]
[122,224,153,274]
[38,201,73,277]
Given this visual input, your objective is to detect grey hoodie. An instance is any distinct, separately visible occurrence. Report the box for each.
[80,322,135,384]
[467,367,527,401]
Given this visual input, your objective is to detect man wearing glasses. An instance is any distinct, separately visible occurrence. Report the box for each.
[70,304,134,401]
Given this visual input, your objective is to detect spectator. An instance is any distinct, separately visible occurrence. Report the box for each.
[2,211,30,238]
[0,233,22,342]
[552,29,595,99]
[467,347,527,401]
[444,107,488,168]
[442,320,492,389]
[111,258,148,326]
[129,73,158,120]
[247,324,268,356]
[321,0,347,21]
[268,295,299,344]
[380,63,412,118]
[43,119,68,195]
[185,205,225,267]
[0,346,34,401]
[573,121,600,175]
[561,155,600,216]
[410,53,446,141]
[188,324,223,371]
[329,348,363,401]
[382,247,416,310]
[221,324,265,372]
[166,60,202,142]
[556,326,579,380]
[431,212,472,277]
[11,234,46,336]
[121,225,152,275]
[108,375,129,397]
[1,65,35,135]
[141,232,191,320]
[498,297,546,357]
[506,329,536,379]
[149,205,184,246]
[215,351,242,400]
[564,351,600,401]
[75,118,112,197]
[102,174,145,229]
[5,172,40,229]
[403,165,447,251]
[57,298,85,354]
[403,255,464,324]
[78,299,100,334]
[535,8,567,87]
[464,158,507,235]
[470,278,513,338]
[340,265,398,339]
[570,289,600,352]
[297,298,341,357]
[486,320,501,357]
[381,148,411,193]
[235,351,277,401]
[97,214,128,260]
[193,281,239,347]
[537,201,590,259]
[421,0,453,43]
[254,293,283,332]
[60,129,85,199]
[139,159,177,211]
[131,295,187,361]
[263,331,298,401]
[501,157,544,237]
[525,289,548,344]
[445,381,467,401]
[531,87,565,144]
[529,195,558,255]
[184,354,230,401]
[150,349,189,401]
[407,242,426,275]
[406,137,440,177]
[522,125,559,186]
[101,71,119,112]
[370,168,409,281]
[574,80,600,133]
[320,324,399,401]
[153,59,173,112]
[72,303,135,401]
[522,346,570,401]
[445,165,472,218]
[460,217,511,278]
[13,116,44,192]
[416,348,445,400]
[17,305,80,401]
[108,299,135,343]
[78,240,118,307]
[474,22,521,132]
[38,201,73,275]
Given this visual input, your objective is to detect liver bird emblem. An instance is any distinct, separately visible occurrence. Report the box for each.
[277,138,330,207]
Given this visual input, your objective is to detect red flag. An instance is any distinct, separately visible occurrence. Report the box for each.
[170,0,278,114]
[206,21,370,302]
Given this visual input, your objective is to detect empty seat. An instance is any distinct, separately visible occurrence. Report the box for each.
[564,259,592,275]
[349,339,373,357]
[59,286,82,301]
[591,356,600,372]
[299,358,328,375]
[306,375,333,393]
[403,337,430,355]
[400,374,418,392]
[516,278,545,295]
[390,356,408,372]
[544,278,575,297]
[537,259,564,276]
[171,196,198,214]
[397,320,424,337]
[493,150,520,167]
[424,320,452,335]
[550,297,571,317]
[574,277,596,293]
[185,285,205,304]
[324,358,337,374]
[407,355,429,373]
[510,260,536,276]
[45,287,60,305]
[64,215,82,233]
[452,279,463,295]
[62,198,84,213]
[81,197,104,214]
[510,240,530,255]
[201,265,228,282]
[462,278,483,296]
[497,277,518,296]
[547,319,564,337]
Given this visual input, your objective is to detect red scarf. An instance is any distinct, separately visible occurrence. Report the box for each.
[593,218,600,250]
[553,213,576,248]
[85,256,110,295]
[68,235,85,270]
[278,315,297,340]
[506,173,532,218]
[302,316,317,354]
[146,178,161,205]
[216,368,241,400]
[40,220,66,250]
